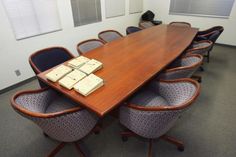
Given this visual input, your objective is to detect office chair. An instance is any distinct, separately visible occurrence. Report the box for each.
[120,78,200,157]
[186,40,213,63]
[158,54,203,82]
[77,39,105,54]
[29,47,74,88]
[11,88,99,157]
[126,26,142,35]
[194,26,224,62]
[169,22,191,27]
[98,30,123,43]
[195,26,224,42]
[139,21,155,29]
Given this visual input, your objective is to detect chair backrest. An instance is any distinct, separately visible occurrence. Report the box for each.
[29,47,74,74]
[159,54,203,80]
[126,26,142,35]
[169,22,191,27]
[98,30,123,43]
[197,26,224,36]
[208,30,221,44]
[187,40,213,55]
[11,88,98,142]
[120,79,200,139]
[77,39,105,54]
[139,21,155,29]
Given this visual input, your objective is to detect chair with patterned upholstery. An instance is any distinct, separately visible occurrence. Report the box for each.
[77,39,105,55]
[29,47,74,88]
[194,26,224,62]
[139,21,155,29]
[195,26,224,42]
[158,54,203,82]
[186,40,213,63]
[11,88,99,157]
[126,26,142,35]
[98,30,123,43]
[120,79,200,157]
[169,22,191,27]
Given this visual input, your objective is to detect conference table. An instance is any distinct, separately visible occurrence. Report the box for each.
[37,24,198,117]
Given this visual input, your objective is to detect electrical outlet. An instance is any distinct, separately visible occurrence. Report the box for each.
[15,70,21,77]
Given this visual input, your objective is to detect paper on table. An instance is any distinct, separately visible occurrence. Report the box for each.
[79,59,103,75]
[59,70,86,90]
[68,56,90,69]
[45,65,72,82]
[74,74,104,96]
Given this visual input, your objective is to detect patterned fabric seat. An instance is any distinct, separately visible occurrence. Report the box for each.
[186,40,213,63]
[77,39,105,54]
[169,22,191,27]
[29,47,74,88]
[120,79,200,157]
[98,30,123,43]
[158,54,203,81]
[11,88,98,157]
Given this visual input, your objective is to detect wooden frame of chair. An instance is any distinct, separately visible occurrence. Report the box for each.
[11,87,101,157]
[186,40,213,63]
[197,26,224,37]
[120,78,200,157]
[98,30,124,43]
[29,47,75,74]
[197,30,222,39]
[169,22,191,27]
[76,39,105,55]
[161,54,203,82]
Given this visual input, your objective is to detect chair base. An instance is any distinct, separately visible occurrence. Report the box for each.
[192,75,202,83]
[204,51,210,63]
[47,142,86,157]
[121,131,184,157]
[46,125,101,157]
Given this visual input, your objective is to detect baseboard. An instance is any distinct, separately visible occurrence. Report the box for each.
[0,76,37,95]
[215,43,236,48]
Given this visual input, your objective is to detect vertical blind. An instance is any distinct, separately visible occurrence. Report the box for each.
[105,0,126,18]
[169,0,235,17]
[71,0,102,27]
[129,0,143,14]
[2,0,61,40]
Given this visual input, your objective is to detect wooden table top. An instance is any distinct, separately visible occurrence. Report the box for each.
[38,24,198,117]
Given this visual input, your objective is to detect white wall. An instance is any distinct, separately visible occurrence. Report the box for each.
[146,0,236,46]
[0,0,146,90]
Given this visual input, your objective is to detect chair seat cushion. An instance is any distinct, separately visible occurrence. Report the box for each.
[192,41,211,49]
[46,95,79,113]
[130,89,169,107]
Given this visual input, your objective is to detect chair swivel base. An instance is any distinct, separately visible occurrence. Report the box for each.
[192,75,202,83]
[121,130,184,157]
[48,142,86,157]
[46,125,101,157]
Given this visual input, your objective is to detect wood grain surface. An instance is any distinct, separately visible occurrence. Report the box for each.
[38,24,198,116]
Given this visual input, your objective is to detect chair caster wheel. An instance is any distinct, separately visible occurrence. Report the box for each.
[43,132,49,137]
[177,146,184,152]
[122,136,128,142]
[198,78,202,83]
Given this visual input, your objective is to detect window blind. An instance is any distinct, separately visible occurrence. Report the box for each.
[105,0,126,18]
[129,0,143,14]
[2,0,61,40]
[169,0,235,18]
[71,0,102,27]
